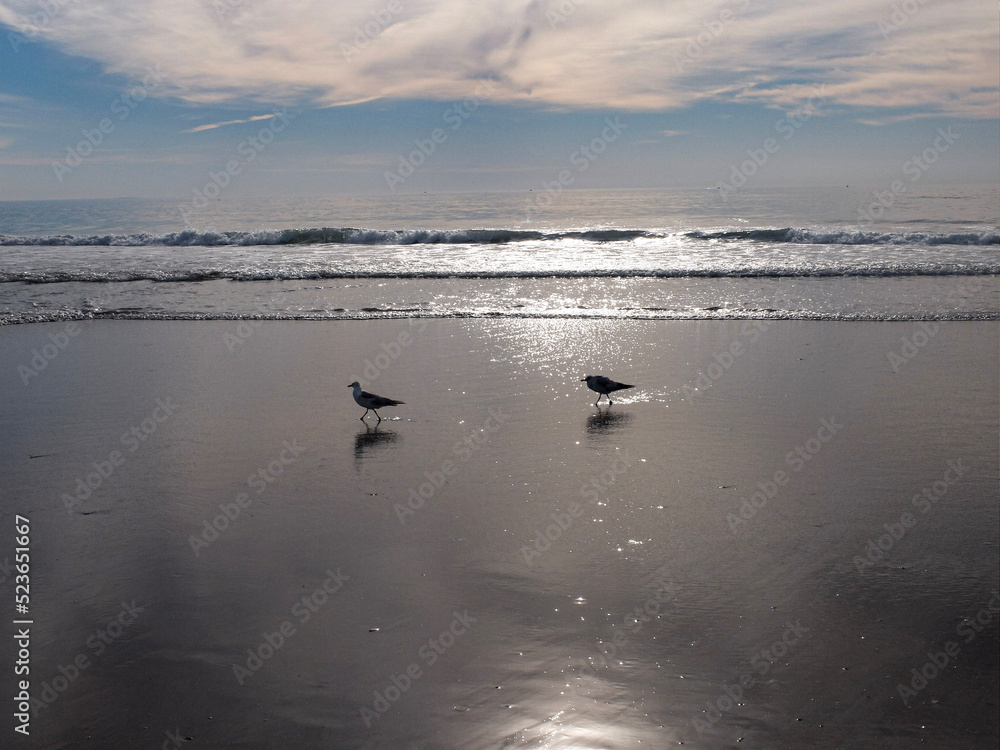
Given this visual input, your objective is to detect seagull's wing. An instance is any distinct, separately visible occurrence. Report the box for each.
[595,376,633,391]
[370,394,404,407]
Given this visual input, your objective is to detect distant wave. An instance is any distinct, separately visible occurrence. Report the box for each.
[3,265,997,284]
[0,227,656,247]
[5,225,998,247]
[686,228,1000,245]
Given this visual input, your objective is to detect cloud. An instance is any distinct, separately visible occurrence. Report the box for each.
[184,113,282,133]
[0,0,995,118]
[0,91,54,135]
[0,134,13,149]
[0,151,203,166]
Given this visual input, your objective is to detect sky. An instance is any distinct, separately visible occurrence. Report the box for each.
[0,0,997,201]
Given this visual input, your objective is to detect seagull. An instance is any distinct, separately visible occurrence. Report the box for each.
[349,381,404,422]
[581,375,633,406]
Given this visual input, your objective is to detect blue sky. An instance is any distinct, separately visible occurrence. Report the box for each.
[0,0,997,201]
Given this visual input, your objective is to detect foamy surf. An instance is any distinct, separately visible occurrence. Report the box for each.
[2,226,997,247]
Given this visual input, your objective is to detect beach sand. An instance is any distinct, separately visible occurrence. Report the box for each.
[1,319,997,749]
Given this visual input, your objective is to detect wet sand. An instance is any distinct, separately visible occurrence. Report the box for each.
[1,319,997,749]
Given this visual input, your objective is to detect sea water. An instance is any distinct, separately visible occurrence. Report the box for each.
[0,186,996,325]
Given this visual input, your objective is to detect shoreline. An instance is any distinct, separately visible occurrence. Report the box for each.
[2,272,998,327]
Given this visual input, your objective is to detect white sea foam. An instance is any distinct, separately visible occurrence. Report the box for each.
[2,226,997,247]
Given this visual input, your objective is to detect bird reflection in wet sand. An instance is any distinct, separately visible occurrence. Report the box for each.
[354,424,398,464]
[587,407,633,434]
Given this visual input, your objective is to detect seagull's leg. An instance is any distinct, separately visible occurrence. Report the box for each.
[375,410,382,422]
[594,394,602,406]
[360,409,369,421]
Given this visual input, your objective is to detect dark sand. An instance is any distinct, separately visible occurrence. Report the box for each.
[1,319,997,749]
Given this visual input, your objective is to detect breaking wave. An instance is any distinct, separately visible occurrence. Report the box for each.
[0,227,655,247]
[686,228,1000,245]
[3,225,997,247]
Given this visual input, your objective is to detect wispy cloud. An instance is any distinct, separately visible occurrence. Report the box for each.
[0,150,206,166]
[0,0,995,118]
[184,113,282,133]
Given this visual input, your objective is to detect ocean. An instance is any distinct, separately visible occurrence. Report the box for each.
[1,185,997,325]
